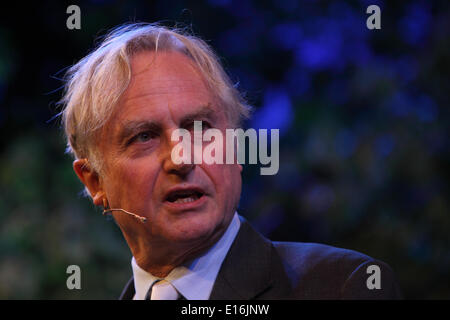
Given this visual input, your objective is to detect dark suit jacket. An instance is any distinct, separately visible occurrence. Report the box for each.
[119,217,402,299]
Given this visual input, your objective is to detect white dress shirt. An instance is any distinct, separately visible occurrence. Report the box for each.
[131,212,241,300]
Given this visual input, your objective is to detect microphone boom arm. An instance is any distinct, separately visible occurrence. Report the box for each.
[103,208,147,223]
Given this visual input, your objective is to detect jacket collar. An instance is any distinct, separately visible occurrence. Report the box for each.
[119,276,134,300]
[209,217,291,299]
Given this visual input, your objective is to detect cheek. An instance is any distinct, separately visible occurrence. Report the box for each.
[221,164,242,215]
[104,159,159,205]
[205,163,242,203]
[228,164,242,198]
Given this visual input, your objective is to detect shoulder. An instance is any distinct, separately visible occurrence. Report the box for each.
[273,241,371,273]
[272,241,402,299]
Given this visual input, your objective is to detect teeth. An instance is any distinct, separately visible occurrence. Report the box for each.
[173,197,196,204]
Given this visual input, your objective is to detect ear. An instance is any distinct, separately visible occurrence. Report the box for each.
[73,159,105,206]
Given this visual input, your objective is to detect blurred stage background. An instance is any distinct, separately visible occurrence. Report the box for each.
[0,0,448,299]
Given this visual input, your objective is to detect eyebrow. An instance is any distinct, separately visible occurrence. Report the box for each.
[116,105,217,145]
[178,105,217,128]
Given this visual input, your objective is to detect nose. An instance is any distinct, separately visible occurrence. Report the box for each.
[161,130,195,177]
[164,158,195,176]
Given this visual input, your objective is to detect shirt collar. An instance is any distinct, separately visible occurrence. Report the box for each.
[131,212,241,300]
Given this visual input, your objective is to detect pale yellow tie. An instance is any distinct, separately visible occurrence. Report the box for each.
[150,279,179,300]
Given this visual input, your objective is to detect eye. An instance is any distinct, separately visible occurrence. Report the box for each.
[186,120,212,130]
[130,131,156,144]
[202,121,212,129]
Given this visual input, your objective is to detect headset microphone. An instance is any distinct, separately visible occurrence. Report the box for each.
[102,199,147,223]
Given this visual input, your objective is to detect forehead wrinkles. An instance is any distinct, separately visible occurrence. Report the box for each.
[124,51,210,98]
[123,79,209,103]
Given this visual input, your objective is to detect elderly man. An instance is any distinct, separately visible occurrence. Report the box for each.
[61,23,401,300]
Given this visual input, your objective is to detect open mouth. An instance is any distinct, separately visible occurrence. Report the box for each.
[165,189,205,204]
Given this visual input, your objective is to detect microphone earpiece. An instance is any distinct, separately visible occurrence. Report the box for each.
[102,198,147,223]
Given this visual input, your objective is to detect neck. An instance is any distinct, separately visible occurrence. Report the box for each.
[128,230,226,278]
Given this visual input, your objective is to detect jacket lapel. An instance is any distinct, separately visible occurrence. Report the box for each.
[119,276,135,300]
[209,218,292,300]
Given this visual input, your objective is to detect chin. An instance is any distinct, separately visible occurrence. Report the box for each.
[164,213,222,244]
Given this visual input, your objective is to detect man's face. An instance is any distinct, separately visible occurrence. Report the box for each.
[97,51,242,249]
